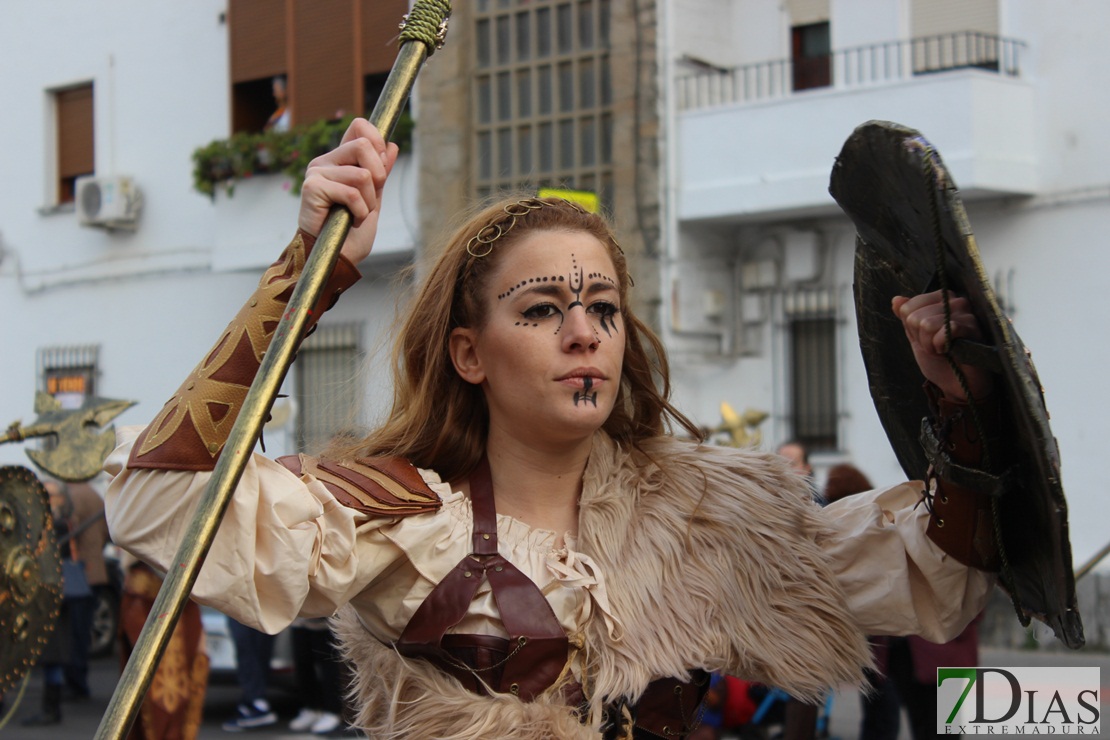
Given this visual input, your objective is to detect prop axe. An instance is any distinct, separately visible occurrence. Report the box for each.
[2,392,135,482]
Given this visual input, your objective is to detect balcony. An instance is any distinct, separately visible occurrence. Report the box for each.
[196,117,418,272]
[676,32,1036,225]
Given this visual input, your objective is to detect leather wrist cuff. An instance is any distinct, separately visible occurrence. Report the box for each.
[128,230,361,471]
[922,383,1003,572]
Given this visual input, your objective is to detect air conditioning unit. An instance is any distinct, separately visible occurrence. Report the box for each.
[75,175,142,229]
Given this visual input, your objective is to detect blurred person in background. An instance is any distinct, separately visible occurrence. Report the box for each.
[825,463,902,740]
[221,620,277,731]
[62,479,110,702]
[118,553,209,739]
[22,479,86,726]
[287,617,345,735]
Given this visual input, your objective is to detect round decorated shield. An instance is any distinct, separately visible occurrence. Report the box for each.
[828,120,1083,649]
[0,466,63,694]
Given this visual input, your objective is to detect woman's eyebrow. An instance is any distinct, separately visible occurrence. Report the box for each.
[514,281,616,299]
[583,281,617,296]
[516,283,564,298]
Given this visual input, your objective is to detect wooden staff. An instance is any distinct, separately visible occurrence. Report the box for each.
[95,3,451,737]
[1075,541,1110,581]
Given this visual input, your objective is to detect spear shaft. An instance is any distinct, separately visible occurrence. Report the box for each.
[95,4,450,737]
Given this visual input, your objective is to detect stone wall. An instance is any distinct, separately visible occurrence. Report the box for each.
[414,2,473,256]
[607,0,663,326]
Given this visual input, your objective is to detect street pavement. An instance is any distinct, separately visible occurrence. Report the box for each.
[0,655,352,739]
[2,645,1106,738]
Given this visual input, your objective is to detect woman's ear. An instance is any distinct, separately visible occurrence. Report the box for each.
[449,327,485,385]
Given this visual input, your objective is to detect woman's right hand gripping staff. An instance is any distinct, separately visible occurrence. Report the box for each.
[105,117,998,740]
[299,118,398,265]
[105,119,398,631]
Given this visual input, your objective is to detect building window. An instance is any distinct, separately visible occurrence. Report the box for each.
[38,344,99,410]
[55,84,94,204]
[785,290,838,451]
[228,0,407,133]
[474,0,613,204]
[791,22,831,91]
[35,345,100,459]
[294,323,362,453]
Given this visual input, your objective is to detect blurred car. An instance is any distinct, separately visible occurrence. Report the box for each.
[200,606,295,684]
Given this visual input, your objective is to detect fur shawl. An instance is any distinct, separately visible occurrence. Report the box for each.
[332,434,872,738]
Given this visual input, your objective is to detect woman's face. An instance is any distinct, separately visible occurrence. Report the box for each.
[450,228,625,447]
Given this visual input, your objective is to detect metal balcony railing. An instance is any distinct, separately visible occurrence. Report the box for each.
[676,31,1026,111]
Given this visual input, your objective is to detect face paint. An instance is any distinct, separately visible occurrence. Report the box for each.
[595,304,618,337]
[573,376,598,406]
[498,275,565,301]
[473,229,624,440]
[508,253,622,343]
[567,263,585,310]
[586,270,620,337]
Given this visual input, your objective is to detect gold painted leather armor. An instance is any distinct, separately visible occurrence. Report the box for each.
[276,454,441,519]
[128,231,360,471]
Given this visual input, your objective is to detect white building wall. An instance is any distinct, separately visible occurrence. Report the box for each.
[913,0,998,37]
[1014,2,1110,193]
[829,0,905,49]
[671,0,788,70]
[670,0,742,69]
[666,0,1110,571]
[0,1,414,470]
[971,196,1110,526]
[6,2,227,277]
[784,0,829,27]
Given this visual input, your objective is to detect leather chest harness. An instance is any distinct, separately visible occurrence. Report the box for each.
[394,455,572,702]
[392,456,709,739]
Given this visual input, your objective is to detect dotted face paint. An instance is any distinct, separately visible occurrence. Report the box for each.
[490,239,623,413]
[502,254,621,342]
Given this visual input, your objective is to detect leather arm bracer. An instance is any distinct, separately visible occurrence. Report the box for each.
[921,383,1004,572]
[127,230,360,471]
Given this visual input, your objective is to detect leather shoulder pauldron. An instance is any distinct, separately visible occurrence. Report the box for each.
[277,454,441,518]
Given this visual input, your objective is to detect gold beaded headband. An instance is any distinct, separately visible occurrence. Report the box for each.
[465,197,589,258]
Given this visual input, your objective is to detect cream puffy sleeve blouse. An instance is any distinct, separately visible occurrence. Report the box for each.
[104,425,991,646]
[104,426,620,643]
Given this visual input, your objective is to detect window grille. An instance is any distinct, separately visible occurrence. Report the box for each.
[784,289,838,451]
[474,0,614,205]
[35,345,100,456]
[294,323,362,453]
[38,344,99,408]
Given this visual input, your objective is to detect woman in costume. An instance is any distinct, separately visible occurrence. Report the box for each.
[105,119,997,739]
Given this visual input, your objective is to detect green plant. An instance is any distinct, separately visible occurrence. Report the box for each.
[192,110,414,199]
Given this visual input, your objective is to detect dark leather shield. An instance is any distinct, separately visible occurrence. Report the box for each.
[828,120,1084,649]
[0,466,63,694]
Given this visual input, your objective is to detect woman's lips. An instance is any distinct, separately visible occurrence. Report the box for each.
[556,369,605,390]
[558,376,602,390]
